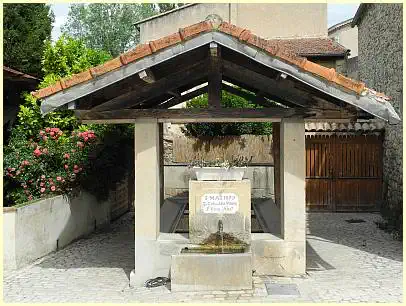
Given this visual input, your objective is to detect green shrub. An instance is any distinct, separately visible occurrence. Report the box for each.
[4,127,98,204]
[182,90,273,137]
[3,35,133,206]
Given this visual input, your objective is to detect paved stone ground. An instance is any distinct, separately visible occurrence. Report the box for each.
[3,212,402,303]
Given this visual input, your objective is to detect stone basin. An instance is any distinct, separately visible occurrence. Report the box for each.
[171,246,252,292]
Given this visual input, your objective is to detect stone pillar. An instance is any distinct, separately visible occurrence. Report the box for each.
[280,118,306,272]
[130,119,161,286]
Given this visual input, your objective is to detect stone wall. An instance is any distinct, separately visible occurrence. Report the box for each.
[357,4,403,216]
[3,192,112,271]
[162,127,275,199]
[140,3,327,43]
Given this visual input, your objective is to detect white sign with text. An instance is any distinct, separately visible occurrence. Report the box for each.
[201,193,239,214]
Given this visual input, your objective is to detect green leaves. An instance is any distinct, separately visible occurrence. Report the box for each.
[41,35,111,79]
[61,3,158,57]
[3,3,54,77]
[183,90,272,137]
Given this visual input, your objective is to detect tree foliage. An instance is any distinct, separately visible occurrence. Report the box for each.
[4,35,133,206]
[156,3,187,13]
[183,91,273,137]
[14,35,112,140]
[3,3,54,77]
[61,3,157,57]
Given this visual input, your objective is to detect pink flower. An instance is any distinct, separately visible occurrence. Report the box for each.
[23,185,27,189]
[64,153,70,159]
[40,188,46,193]
[50,186,56,191]
[41,175,46,179]
[73,165,79,170]
[42,148,48,154]
[45,128,50,132]
[84,136,89,142]
[50,131,55,137]
[42,136,48,141]
[40,182,45,187]
[64,164,69,170]
[56,176,62,181]
[28,195,33,201]
[73,169,79,174]
[71,149,76,153]
[39,130,45,136]
[77,142,84,148]
[34,148,42,157]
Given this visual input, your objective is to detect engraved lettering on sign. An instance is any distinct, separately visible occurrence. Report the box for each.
[201,193,239,214]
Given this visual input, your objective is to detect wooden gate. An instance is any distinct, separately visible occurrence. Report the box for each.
[305,134,383,211]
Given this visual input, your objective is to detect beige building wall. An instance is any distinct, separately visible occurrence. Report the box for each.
[139,3,327,43]
[329,23,358,58]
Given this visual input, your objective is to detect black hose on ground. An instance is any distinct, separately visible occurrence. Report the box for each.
[144,277,170,288]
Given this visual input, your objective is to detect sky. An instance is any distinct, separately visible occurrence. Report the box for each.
[51,3,360,42]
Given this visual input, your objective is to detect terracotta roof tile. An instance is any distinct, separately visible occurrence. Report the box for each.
[179,20,213,40]
[218,22,246,38]
[120,44,152,65]
[61,70,93,90]
[30,17,383,101]
[150,32,182,52]
[32,81,63,99]
[90,57,123,78]
[303,60,336,81]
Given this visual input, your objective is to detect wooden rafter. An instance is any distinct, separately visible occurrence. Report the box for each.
[90,61,208,111]
[157,85,208,109]
[222,60,313,108]
[208,42,222,108]
[221,83,277,108]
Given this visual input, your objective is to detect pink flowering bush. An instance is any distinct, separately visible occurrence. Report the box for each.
[4,127,98,204]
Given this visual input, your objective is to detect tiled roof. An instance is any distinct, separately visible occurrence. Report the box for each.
[267,38,348,57]
[305,120,385,132]
[32,18,386,102]
[328,18,353,33]
[4,66,39,81]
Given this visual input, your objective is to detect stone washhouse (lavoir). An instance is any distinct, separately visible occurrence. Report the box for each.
[33,15,400,290]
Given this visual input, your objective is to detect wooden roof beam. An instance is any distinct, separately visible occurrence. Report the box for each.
[222,60,313,108]
[76,107,313,124]
[157,85,208,109]
[90,60,208,111]
[208,42,222,108]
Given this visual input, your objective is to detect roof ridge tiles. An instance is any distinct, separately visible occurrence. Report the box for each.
[31,16,384,101]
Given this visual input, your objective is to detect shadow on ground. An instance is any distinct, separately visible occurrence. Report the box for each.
[306,212,402,262]
[36,208,402,280]
[37,212,135,279]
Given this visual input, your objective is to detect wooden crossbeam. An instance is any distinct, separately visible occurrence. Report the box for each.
[91,61,208,112]
[157,85,208,109]
[221,83,278,108]
[76,107,314,124]
[222,60,312,108]
[208,42,222,108]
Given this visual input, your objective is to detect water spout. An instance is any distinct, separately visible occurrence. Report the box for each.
[218,220,224,253]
